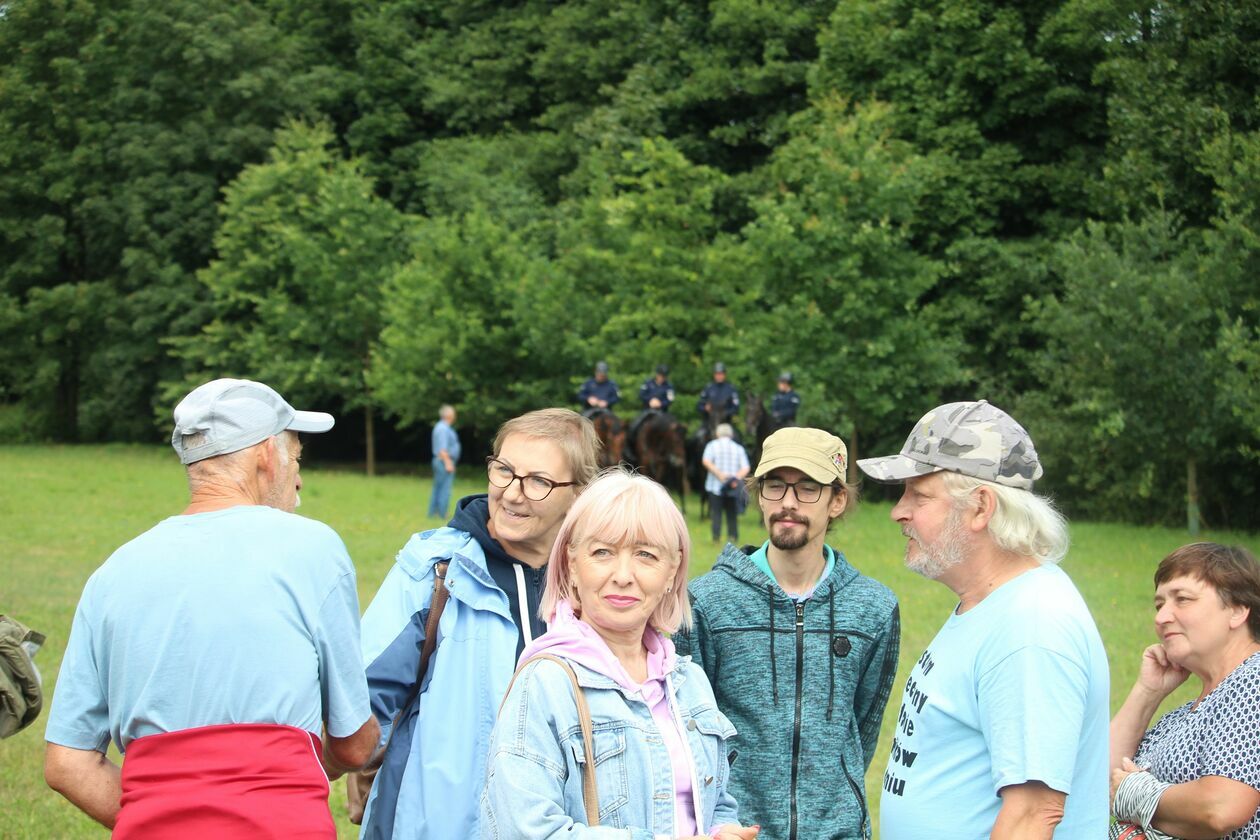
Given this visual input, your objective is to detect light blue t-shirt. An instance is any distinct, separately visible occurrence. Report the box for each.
[45,505,371,753]
[431,420,461,465]
[879,563,1109,839]
[748,542,835,601]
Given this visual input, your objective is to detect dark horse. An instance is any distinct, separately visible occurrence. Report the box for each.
[588,409,626,468]
[630,412,689,513]
[744,392,789,468]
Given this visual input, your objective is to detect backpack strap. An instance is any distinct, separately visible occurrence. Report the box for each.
[500,654,601,827]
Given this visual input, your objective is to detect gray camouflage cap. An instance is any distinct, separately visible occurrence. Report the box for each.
[857,400,1043,490]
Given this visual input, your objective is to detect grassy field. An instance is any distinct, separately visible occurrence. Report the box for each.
[3,444,1258,838]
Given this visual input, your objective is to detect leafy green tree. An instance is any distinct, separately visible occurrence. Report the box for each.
[812,0,1113,411]
[371,210,555,434]
[544,138,733,407]
[1025,211,1244,531]
[1201,128,1260,470]
[1091,0,1260,226]
[0,0,328,441]
[725,98,960,474]
[172,121,410,474]
[348,0,843,215]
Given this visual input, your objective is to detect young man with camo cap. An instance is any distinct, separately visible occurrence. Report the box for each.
[675,427,900,840]
[859,400,1108,839]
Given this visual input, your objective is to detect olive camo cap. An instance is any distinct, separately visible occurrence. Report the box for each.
[754,427,848,484]
[857,400,1042,490]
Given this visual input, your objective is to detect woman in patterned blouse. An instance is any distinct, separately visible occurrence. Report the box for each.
[1110,542,1260,839]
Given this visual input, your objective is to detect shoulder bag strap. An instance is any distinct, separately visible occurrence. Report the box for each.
[346,559,451,824]
[361,559,451,772]
[414,560,450,698]
[500,654,600,827]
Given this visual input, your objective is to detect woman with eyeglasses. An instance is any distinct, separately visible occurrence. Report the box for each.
[356,408,601,840]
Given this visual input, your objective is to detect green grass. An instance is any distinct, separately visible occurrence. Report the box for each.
[2,444,1258,838]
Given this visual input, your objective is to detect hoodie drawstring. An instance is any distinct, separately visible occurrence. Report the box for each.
[768,584,778,704]
[826,587,836,721]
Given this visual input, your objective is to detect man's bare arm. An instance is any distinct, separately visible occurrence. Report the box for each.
[322,716,381,780]
[45,743,122,828]
[991,781,1066,840]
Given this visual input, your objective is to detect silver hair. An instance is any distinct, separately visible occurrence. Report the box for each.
[939,472,1069,564]
[715,423,734,439]
[439,404,455,420]
[182,432,290,484]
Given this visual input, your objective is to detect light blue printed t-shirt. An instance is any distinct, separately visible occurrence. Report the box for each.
[879,563,1109,839]
[45,506,371,753]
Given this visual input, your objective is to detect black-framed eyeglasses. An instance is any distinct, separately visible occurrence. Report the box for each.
[486,457,577,501]
[758,477,837,504]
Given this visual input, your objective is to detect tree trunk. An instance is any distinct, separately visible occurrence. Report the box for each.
[1186,457,1200,536]
[848,424,859,485]
[365,404,376,477]
[53,349,80,442]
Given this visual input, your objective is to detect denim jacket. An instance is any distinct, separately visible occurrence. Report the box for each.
[480,654,740,839]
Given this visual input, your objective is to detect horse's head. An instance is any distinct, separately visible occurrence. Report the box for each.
[594,412,625,467]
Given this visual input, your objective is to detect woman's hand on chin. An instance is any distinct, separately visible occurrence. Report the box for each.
[1140,643,1190,697]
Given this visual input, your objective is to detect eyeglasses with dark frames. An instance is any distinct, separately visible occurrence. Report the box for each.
[485,457,577,501]
[758,477,837,504]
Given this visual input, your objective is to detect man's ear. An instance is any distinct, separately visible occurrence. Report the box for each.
[254,435,279,480]
[969,485,998,533]
[828,485,847,519]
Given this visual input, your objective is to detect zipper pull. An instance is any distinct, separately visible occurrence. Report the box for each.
[795,602,804,627]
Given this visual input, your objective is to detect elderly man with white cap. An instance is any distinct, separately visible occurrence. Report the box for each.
[859,400,1109,839]
[44,378,378,839]
[676,427,900,840]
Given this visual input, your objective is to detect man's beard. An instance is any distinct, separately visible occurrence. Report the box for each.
[904,508,968,579]
[768,512,811,551]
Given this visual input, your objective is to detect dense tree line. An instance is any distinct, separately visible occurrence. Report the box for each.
[1,0,1257,529]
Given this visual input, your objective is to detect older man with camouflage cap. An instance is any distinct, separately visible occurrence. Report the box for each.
[860,400,1108,839]
[44,378,378,838]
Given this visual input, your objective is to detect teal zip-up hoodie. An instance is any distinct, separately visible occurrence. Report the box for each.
[674,543,900,840]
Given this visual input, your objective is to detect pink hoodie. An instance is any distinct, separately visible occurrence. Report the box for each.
[520,600,704,838]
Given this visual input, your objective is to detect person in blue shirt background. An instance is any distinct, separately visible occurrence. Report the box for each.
[428,405,461,519]
[576,361,620,417]
[770,372,801,426]
[699,362,740,429]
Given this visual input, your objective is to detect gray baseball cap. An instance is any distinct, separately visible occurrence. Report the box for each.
[857,400,1042,490]
[171,378,334,465]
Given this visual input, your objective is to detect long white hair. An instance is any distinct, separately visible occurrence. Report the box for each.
[940,472,1069,564]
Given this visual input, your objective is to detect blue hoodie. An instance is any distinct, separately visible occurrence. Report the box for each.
[674,543,900,840]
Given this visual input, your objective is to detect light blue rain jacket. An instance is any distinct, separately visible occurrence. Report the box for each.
[359,527,519,840]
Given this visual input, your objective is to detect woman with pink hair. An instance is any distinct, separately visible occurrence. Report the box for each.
[480,469,758,840]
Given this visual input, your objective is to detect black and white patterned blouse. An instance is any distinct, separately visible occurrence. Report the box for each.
[1135,651,1260,839]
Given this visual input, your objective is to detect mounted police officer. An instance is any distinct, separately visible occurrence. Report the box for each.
[770,371,801,426]
[698,362,739,430]
[638,364,675,412]
[576,361,620,419]
[627,365,675,455]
